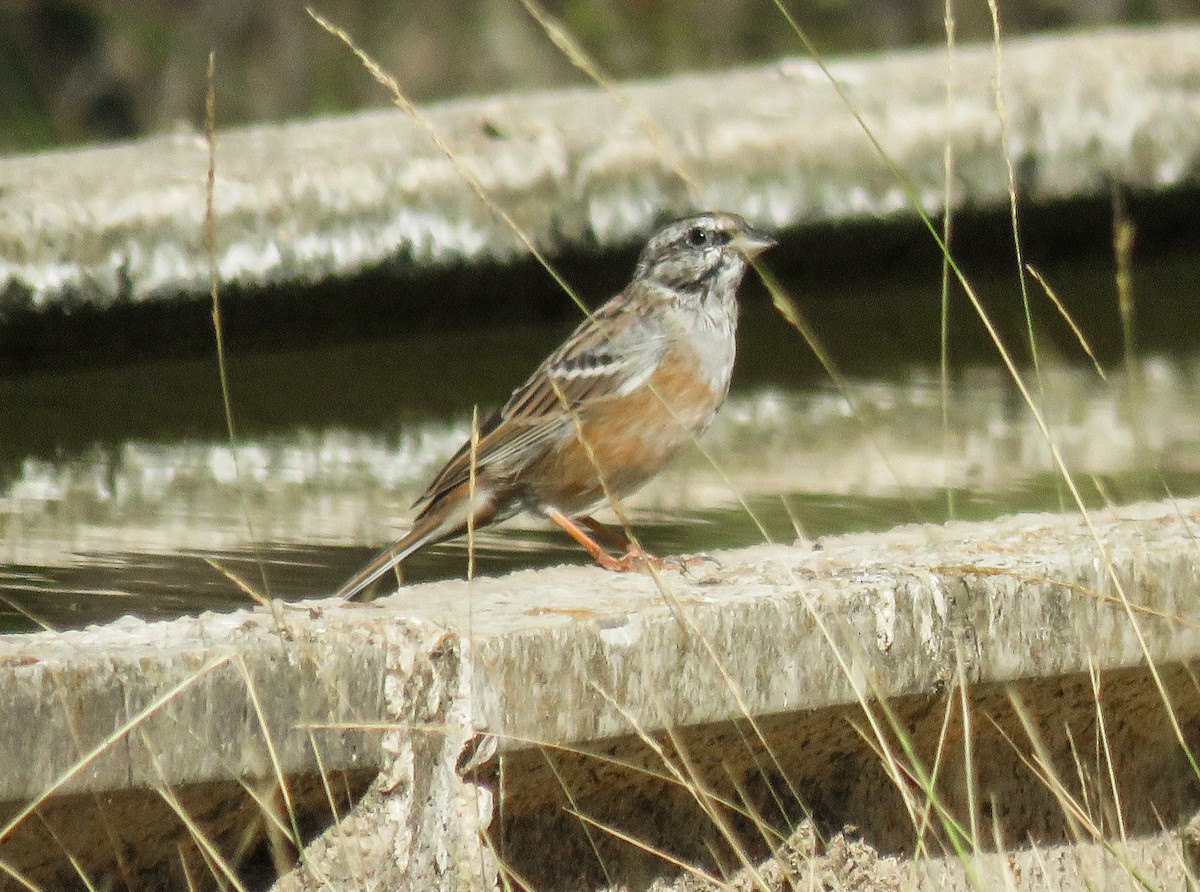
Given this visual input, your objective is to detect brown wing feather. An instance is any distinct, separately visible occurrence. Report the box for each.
[413,291,665,510]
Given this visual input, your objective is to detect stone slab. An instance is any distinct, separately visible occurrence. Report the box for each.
[3,27,1200,312]
[0,499,1197,888]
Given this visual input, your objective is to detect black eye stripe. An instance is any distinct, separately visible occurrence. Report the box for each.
[684,226,732,249]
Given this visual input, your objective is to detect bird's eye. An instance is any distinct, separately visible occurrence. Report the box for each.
[685,226,709,248]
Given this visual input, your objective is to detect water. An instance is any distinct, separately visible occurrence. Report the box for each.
[3,250,1199,632]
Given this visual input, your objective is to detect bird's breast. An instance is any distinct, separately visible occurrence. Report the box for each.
[519,335,732,512]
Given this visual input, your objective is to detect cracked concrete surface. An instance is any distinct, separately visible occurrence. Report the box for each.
[0,498,1196,888]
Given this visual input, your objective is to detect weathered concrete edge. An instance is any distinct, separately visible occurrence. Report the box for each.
[0,497,1195,806]
[3,26,1200,310]
[470,496,1200,746]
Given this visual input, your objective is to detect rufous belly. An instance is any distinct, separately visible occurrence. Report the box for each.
[517,346,725,514]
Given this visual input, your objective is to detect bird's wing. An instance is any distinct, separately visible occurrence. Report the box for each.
[413,294,666,510]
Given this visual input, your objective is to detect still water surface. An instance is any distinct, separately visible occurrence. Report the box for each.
[3,250,1199,632]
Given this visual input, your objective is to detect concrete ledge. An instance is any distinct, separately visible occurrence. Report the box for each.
[3,26,1200,313]
[1,498,1198,887]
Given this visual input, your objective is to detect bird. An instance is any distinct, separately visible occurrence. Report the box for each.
[335,211,775,601]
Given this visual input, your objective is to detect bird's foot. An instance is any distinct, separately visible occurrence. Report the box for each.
[679,552,722,571]
[548,508,706,575]
[595,546,709,573]
[594,545,668,572]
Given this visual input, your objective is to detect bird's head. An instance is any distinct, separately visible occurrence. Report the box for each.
[634,211,775,298]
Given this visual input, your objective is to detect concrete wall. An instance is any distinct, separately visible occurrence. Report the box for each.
[1,498,1196,888]
[3,26,1200,315]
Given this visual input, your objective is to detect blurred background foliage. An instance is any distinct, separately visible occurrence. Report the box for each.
[0,0,1196,153]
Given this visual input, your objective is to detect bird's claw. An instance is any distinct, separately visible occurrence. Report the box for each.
[597,548,717,574]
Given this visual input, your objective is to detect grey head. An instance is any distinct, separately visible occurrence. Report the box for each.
[634,211,776,299]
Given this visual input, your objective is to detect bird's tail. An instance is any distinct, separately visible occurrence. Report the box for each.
[333,515,445,602]
[334,483,494,601]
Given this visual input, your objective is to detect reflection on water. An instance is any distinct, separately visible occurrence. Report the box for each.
[3,253,1200,632]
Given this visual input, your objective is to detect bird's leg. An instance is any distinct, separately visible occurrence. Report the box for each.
[547,508,676,572]
[581,514,712,572]
[546,507,628,570]
[578,515,635,552]
[579,515,693,570]
[583,513,713,572]
[582,514,673,569]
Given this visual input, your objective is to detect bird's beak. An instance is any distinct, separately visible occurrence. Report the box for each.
[733,226,777,259]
